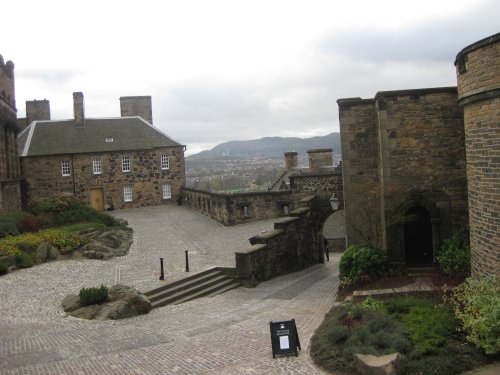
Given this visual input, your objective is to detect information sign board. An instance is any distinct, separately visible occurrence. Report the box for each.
[269,319,301,358]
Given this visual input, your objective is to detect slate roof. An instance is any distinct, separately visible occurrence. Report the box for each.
[19,117,185,157]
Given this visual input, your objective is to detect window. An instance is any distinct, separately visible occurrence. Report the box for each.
[243,206,249,217]
[61,160,71,176]
[92,157,102,175]
[162,183,172,199]
[283,205,289,215]
[122,156,131,172]
[123,185,133,202]
[105,137,114,143]
[161,154,170,170]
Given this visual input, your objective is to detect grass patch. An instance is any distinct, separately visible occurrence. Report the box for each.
[311,295,491,375]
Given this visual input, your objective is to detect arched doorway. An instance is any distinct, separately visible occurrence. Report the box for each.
[404,207,433,267]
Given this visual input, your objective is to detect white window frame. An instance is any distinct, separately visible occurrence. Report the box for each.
[162,183,172,199]
[61,160,71,176]
[92,157,102,175]
[122,156,131,172]
[123,185,133,202]
[161,154,170,170]
[243,206,249,217]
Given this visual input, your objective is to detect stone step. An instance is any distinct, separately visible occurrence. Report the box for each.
[144,268,239,308]
[145,270,223,302]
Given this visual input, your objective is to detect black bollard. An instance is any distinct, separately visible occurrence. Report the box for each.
[185,250,189,272]
[159,257,165,280]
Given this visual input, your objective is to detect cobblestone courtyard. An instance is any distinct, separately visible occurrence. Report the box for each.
[0,205,340,374]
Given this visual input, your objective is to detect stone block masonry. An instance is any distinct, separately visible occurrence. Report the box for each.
[22,146,185,209]
[456,33,500,276]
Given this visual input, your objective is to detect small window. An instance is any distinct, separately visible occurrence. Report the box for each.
[283,205,289,215]
[105,137,114,143]
[161,154,170,170]
[122,156,131,172]
[61,160,71,176]
[92,157,102,175]
[162,183,172,199]
[243,206,249,217]
[123,185,133,202]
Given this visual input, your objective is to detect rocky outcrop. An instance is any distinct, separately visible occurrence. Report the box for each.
[355,353,401,375]
[62,284,151,320]
[78,228,133,260]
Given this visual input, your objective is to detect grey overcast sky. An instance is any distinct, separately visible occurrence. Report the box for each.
[2,0,499,155]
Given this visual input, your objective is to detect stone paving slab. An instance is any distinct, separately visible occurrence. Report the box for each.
[0,205,340,374]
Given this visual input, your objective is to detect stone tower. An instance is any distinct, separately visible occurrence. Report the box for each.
[120,96,153,124]
[0,54,21,212]
[307,149,333,173]
[455,33,500,276]
[284,151,298,170]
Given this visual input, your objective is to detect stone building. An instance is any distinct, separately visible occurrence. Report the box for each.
[18,93,186,210]
[455,33,500,276]
[0,54,21,213]
[338,87,468,268]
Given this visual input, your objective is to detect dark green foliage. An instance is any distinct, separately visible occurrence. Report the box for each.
[0,212,38,237]
[402,305,458,353]
[437,230,471,276]
[385,295,433,316]
[29,195,120,228]
[339,244,387,286]
[327,325,349,344]
[79,284,109,306]
[14,253,33,268]
[0,263,8,275]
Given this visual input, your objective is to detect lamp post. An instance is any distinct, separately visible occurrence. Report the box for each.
[330,192,340,211]
[159,257,165,280]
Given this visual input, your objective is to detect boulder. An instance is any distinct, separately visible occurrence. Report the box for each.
[79,228,133,260]
[62,284,151,320]
[355,353,401,375]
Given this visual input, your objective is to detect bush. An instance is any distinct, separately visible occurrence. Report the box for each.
[79,284,109,306]
[15,253,33,268]
[327,325,349,344]
[445,275,500,354]
[339,244,387,286]
[0,263,8,275]
[402,305,458,353]
[0,229,88,256]
[360,296,386,312]
[29,194,119,228]
[437,230,471,276]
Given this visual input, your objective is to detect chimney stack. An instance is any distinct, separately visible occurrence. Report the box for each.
[307,148,333,173]
[284,151,298,170]
[120,96,153,124]
[26,99,50,124]
[73,92,85,126]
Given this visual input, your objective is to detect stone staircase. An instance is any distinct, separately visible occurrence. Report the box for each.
[144,268,240,309]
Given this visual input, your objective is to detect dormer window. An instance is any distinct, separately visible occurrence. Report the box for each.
[105,137,114,143]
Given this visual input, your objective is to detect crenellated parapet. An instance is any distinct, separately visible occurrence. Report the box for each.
[0,54,16,111]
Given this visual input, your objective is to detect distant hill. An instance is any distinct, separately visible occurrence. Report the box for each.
[188,133,341,159]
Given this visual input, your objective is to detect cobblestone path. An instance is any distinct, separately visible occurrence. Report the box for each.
[0,205,340,374]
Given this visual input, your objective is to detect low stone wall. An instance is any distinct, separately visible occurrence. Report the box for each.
[235,196,332,284]
[182,187,292,226]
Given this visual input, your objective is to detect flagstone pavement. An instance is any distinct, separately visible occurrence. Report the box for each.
[0,205,341,374]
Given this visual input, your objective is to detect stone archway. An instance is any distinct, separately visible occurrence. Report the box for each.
[404,206,433,267]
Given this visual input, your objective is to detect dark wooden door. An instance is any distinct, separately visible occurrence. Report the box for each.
[404,207,433,267]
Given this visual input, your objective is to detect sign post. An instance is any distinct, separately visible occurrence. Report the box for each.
[269,319,301,358]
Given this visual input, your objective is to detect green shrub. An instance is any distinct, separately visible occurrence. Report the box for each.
[0,229,88,257]
[0,263,8,275]
[402,305,458,353]
[0,212,27,237]
[360,296,386,312]
[79,284,109,306]
[385,295,434,317]
[339,244,387,286]
[445,275,500,354]
[15,253,33,268]
[327,325,349,344]
[437,230,471,276]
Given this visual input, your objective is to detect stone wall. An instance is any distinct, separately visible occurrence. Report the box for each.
[0,54,21,213]
[338,98,382,249]
[182,187,292,226]
[289,170,343,202]
[21,146,185,209]
[455,33,500,276]
[235,196,332,283]
[120,96,153,124]
[339,88,468,267]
